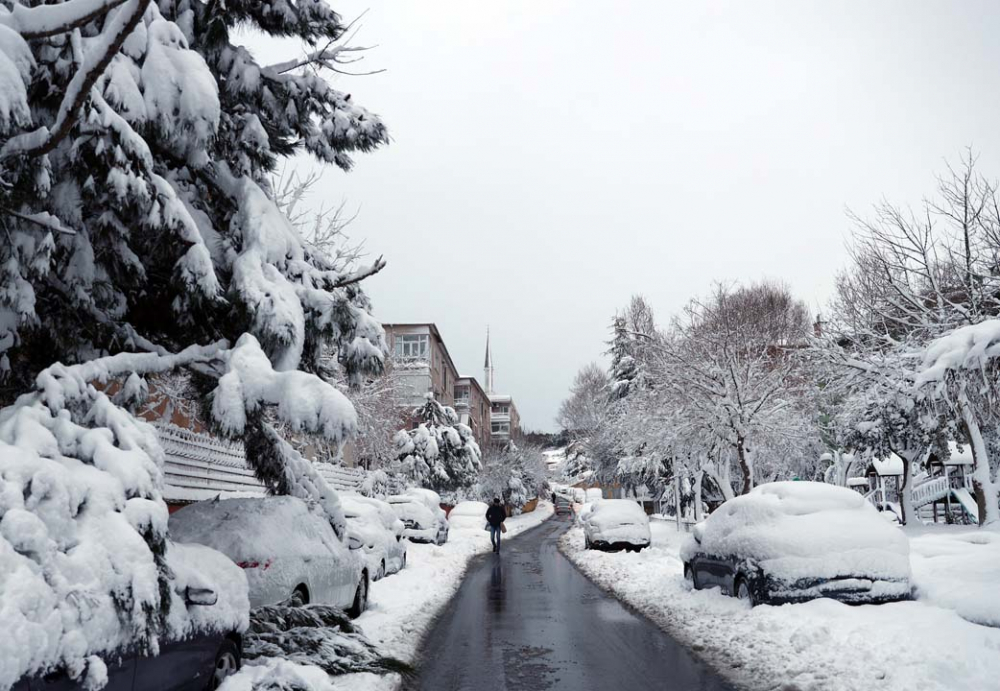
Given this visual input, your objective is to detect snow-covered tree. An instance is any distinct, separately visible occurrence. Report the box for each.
[655,281,819,495]
[393,395,481,495]
[0,1,391,683]
[475,442,547,513]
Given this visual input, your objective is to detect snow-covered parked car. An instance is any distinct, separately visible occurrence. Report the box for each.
[448,500,490,531]
[342,495,407,580]
[680,481,911,606]
[169,496,370,616]
[581,499,651,552]
[387,493,449,545]
[405,488,450,541]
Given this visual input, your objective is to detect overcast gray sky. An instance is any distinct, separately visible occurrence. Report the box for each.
[252,1,1000,432]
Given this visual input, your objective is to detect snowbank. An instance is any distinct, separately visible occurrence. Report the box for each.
[909,524,1000,627]
[680,482,910,584]
[563,519,1000,691]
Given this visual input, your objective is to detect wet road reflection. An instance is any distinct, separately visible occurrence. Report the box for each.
[408,518,733,691]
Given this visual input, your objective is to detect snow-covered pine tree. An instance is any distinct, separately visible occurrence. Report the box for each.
[393,395,482,495]
[0,0,389,683]
[607,315,638,400]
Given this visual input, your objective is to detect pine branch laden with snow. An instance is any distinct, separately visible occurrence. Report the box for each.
[0,0,390,400]
[393,395,482,495]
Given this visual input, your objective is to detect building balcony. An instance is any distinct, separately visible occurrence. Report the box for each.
[490,413,511,422]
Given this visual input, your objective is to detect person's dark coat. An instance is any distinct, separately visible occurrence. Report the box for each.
[485,504,507,527]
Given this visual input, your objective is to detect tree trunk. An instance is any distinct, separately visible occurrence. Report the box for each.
[693,470,704,522]
[736,436,753,495]
[956,388,1000,527]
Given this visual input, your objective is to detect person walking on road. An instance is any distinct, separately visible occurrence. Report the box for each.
[486,497,507,553]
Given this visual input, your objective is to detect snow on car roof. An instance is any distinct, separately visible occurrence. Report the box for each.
[585,499,648,526]
[169,496,341,562]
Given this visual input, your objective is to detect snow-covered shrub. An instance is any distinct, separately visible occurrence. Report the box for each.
[0,355,249,689]
[393,396,481,494]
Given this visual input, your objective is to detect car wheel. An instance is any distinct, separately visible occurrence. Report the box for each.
[376,560,386,581]
[290,585,309,607]
[735,577,756,606]
[206,639,240,690]
[684,563,698,589]
[348,573,369,618]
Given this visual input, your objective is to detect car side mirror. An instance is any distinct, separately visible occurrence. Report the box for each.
[185,586,218,606]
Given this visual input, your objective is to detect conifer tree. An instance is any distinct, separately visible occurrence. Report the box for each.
[394,395,482,495]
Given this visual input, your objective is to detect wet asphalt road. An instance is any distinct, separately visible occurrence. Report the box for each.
[408,516,733,691]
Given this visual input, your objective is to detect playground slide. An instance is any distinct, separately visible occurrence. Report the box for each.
[951,488,980,524]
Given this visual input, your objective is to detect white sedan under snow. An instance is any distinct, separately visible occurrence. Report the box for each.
[581,499,651,552]
[680,481,911,606]
[169,496,369,615]
[342,495,407,580]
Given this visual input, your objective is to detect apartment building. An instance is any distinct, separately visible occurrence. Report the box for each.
[454,376,492,448]
[383,323,460,408]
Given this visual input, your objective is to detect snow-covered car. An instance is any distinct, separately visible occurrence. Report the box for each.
[680,481,911,606]
[581,499,651,552]
[387,495,449,545]
[448,500,490,531]
[169,497,370,616]
[12,542,246,691]
[342,495,407,580]
[404,488,451,542]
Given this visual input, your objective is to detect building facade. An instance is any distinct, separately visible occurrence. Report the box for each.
[454,376,492,448]
[383,323,460,408]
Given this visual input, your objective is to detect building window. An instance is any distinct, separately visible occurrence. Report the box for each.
[492,404,509,415]
[395,334,429,359]
[491,422,510,434]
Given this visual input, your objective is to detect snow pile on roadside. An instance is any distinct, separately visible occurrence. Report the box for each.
[909,524,1000,627]
[562,520,1000,691]
[331,502,554,691]
[679,482,910,584]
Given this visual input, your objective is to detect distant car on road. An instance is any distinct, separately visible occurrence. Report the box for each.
[448,500,491,531]
[342,495,407,580]
[387,494,449,545]
[169,496,370,616]
[680,481,911,607]
[554,496,574,516]
[581,499,651,552]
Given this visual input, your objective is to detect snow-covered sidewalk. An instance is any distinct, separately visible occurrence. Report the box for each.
[222,502,554,691]
[560,519,1000,691]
